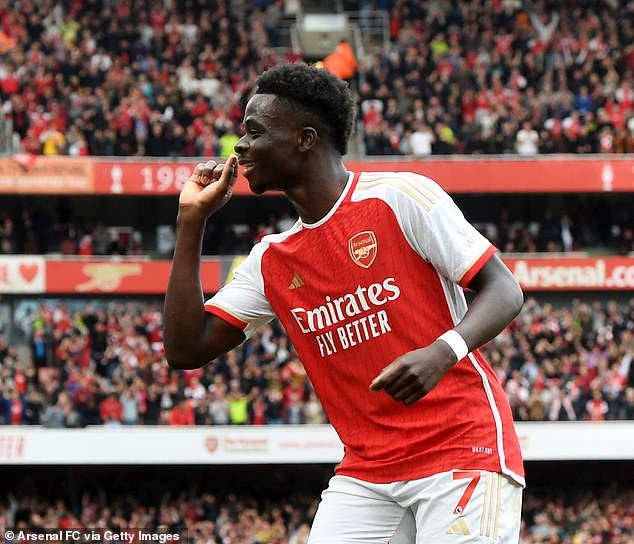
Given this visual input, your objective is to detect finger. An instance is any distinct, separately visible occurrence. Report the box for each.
[216,155,239,192]
[199,160,218,186]
[391,381,422,402]
[403,390,426,406]
[369,361,403,391]
[188,163,206,185]
[385,374,417,398]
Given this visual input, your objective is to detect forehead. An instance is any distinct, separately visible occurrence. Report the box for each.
[244,94,279,122]
[243,93,291,125]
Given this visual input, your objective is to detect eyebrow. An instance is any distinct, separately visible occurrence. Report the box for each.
[243,117,266,129]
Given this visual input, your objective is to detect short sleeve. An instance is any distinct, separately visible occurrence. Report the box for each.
[358,172,496,288]
[204,243,276,338]
[418,195,497,287]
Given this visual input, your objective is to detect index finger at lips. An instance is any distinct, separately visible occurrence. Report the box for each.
[223,156,239,185]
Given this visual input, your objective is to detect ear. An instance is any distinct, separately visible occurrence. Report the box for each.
[298,127,318,152]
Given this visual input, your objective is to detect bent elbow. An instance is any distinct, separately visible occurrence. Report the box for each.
[166,357,204,371]
[166,357,190,370]
[508,278,525,317]
[164,347,205,370]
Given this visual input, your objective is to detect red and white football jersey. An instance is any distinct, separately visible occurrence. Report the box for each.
[206,171,525,485]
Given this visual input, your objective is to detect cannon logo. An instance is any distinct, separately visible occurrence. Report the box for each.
[349,231,377,268]
[77,263,143,292]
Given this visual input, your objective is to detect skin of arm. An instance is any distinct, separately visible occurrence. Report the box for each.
[370,254,523,405]
[164,156,246,369]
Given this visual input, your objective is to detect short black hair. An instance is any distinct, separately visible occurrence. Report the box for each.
[255,62,355,155]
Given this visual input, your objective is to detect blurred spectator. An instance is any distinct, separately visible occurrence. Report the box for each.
[1,295,633,429]
[170,398,194,426]
[99,391,122,426]
[322,39,357,82]
[1,483,632,543]
[515,122,539,155]
[1,1,631,158]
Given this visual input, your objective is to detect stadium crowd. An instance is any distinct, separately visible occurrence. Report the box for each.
[1,295,633,427]
[0,485,633,543]
[359,0,634,156]
[0,0,633,158]
[2,201,634,256]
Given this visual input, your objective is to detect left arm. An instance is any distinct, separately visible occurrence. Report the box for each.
[370,254,523,405]
[452,254,524,351]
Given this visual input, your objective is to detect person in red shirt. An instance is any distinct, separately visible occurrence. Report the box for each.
[10,390,23,424]
[99,392,123,424]
[169,398,194,426]
[165,63,524,543]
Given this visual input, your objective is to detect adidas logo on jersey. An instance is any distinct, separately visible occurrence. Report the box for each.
[446,518,471,536]
[288,272,305,290]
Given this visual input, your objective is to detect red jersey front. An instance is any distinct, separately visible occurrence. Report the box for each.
[206,171,524,485]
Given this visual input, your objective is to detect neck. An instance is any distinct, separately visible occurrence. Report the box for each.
[285,154,349,224]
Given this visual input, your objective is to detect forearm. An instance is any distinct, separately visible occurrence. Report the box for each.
[452,263,524,353]
[163,214,208,366]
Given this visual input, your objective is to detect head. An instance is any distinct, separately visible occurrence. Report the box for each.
[234,63,355,193]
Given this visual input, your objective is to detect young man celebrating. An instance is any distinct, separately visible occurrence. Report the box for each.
[164,63,525,543]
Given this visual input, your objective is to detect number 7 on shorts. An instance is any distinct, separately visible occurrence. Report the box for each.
[452,471,481,515]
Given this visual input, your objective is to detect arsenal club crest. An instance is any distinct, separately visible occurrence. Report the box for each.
[205,436,219,453]
[349,231,377,268]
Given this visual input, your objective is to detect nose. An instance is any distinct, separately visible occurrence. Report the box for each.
[234,136,249,155]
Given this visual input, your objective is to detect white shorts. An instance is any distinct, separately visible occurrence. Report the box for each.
[308,470,523,544]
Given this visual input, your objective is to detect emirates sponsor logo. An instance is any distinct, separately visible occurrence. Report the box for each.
[349,231,377,268]
[290,277,400,334]
[290,277,400,356]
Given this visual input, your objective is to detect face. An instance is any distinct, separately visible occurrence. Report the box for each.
[234,94,306,194]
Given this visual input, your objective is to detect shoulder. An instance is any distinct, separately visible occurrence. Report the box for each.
[244,222,304,263]
[352,171,448,212]
[258,220,303,248]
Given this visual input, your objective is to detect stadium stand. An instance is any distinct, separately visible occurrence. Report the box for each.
[1,296,633,427]
[1,190,634,256]
[0,0,633,157]
[1,1,634,543]
[1,463,633,543]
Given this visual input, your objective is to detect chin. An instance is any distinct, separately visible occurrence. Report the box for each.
[247,175,270,195]
[247,179,266,195]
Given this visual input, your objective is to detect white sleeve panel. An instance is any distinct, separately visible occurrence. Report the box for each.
[205,241,276,339]
[353,172,494,285]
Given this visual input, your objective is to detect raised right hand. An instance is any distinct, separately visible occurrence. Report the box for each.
[178,156,239,222]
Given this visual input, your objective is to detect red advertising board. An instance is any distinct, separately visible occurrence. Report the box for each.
[93,160,251,196]
[1,256,633,294]
[0,156,95,193]
[44,259,221,294]
[503,257,634,291]
[3,155,632,195]
[93,157,634,195]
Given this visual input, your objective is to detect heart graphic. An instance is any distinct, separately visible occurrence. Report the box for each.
[19,263,39,283]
